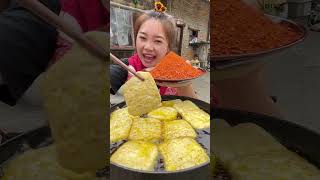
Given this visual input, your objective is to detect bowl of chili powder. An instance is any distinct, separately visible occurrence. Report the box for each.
[211,0,307,68]
[150,52,206,83]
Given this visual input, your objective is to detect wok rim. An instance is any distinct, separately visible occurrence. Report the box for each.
[212,107,320,168]
[110,95,211,174]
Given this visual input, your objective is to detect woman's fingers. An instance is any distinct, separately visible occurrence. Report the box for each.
[127,65,136,79]
[156,80,192,88]
[143,67,155,72]
[58,11,82,42]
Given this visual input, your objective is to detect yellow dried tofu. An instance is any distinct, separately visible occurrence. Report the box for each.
[110,141,158,171]
[40,31,107,173]
[163,120,197,140]
[173,100,200,114]
[213,123,287,166]
[110,108,133,143]
[213,119,231,131]
[161,99,182,107]
[230,150,320,180]
[180,109,210,129]
[128,117,162,142]
[159,138,209,171]
[2,145,97,180]
[123,72,161,116]
[148,106,178,121]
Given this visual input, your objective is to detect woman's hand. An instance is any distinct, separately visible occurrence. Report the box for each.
[142,67,155,72]
[127,65,137,80]
[58,11,83,42]
[176,84,198,99]
[155,80,192,88]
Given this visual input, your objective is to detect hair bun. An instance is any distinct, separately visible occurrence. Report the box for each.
[154,1,166,13]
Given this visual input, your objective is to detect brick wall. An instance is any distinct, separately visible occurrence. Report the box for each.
[112,0,154,9]
[169,0,210,61]
[111,0,210,62]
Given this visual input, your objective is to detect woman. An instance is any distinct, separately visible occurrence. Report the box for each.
[51,0,108,64]
[110,2,197,98]
[0,0,60,106]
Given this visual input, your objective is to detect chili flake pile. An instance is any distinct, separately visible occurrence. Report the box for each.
[151,52,203,80]
[211,0,303,56]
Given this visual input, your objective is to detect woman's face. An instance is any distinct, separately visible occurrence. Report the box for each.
[136,19,169,68]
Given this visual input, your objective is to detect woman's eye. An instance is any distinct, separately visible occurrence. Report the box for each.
[155,40,162,44]
[139,36,146,40]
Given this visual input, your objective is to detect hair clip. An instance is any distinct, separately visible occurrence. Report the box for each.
[154,1,167,13]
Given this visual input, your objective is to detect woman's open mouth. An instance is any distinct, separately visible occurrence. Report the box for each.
[143,54,156,63]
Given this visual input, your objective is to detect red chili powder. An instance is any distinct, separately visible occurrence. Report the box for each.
[211,0,303,56]
[150,52,204,80]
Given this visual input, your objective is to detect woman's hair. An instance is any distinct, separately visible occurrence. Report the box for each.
[134,10,177,50]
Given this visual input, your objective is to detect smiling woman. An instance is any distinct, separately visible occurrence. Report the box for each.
[135,18,170,68]
[110,2,197,98]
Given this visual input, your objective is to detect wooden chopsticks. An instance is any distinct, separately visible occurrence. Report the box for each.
[110,53,145,81]
[18,0,144,81]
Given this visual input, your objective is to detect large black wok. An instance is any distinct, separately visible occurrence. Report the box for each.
[0,96,211,180]
[212,108,320,179]
[110,95,211,180]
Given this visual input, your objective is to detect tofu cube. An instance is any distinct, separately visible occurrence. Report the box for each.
[110,108,133,143]
[111,141,158,171]
[128,117,162,142]
[148,106,178,121]
[159,138,209,171]
[163,120,197,140]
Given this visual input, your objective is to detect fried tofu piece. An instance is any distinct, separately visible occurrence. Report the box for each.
[213,123,287,166]
[159,138,209,171]
[110,108,133,143]
[172,100,210,129]
[128,117,162,142]
[212,119,231,131]
[180,109,210,129]
[148,106,178,121]
[214,123,320,179]
[161,99,182,107]
[230,150,320,180]
[2,145,97,180]
[123,72,161,116]
[110,141,158,171]
[163,120,197,140]
[40,32,107,173]
[173,100,200,113]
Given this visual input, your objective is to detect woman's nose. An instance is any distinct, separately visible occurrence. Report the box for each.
[144,40,153,50]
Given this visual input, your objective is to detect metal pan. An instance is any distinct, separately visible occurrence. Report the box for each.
[0,96,210,180]
[211,15,307,69]
[0,127,108,179]
[110,95,211,180]
[212,108,320,179]
[153,68,206,83]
